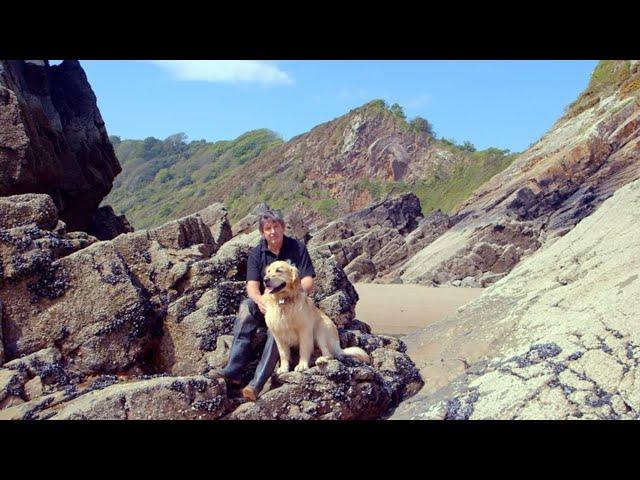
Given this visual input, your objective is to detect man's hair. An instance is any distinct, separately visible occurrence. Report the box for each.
[258,209,285,232]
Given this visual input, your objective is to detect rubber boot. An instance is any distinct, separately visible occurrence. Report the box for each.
[242,332,280,401]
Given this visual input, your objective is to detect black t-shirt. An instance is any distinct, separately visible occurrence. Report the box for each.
[247,235,316,293]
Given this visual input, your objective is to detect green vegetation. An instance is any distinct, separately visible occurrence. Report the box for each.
[353,146,518,215]
[409,116,435,136]
[389,103,406,121]
[564,60,640,119]
[104,129,284,229]
[225,164,342,223]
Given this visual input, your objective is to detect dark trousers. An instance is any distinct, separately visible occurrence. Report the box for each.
[220,298,280,393]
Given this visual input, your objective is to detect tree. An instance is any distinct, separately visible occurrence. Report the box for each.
[164,133,188,153]
[154,168,174,184]
[460,141,476,152]
[409,117,435,136]
[389,103,406,121]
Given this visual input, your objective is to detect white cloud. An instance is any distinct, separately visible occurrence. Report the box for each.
[150,60,293,86]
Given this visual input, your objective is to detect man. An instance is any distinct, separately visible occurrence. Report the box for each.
[211,209,316,401]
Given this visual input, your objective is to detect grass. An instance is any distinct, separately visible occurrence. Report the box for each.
[564,60,639,119]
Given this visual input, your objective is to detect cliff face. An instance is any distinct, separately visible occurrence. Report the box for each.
[397,60,640,287]
[186,100,512,229]
[392,177,640,420]
[0,60,121,232]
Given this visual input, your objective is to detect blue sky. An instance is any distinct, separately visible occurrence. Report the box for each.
[64,60,599,153]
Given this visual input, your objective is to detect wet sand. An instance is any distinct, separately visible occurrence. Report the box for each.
[354,283,484,336]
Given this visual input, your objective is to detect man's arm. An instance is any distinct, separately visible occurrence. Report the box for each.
[301,275,313,295]
[296,241,316,296]
[247,280,266,314]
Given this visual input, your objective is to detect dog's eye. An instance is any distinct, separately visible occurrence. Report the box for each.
[275,268,283,273]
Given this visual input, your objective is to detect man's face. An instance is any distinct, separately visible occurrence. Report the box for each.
[261,220,284,246]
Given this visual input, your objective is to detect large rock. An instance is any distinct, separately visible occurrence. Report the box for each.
[157,300,237,376]
[308,193,427,283]
[392,178,640,420]
[398,61,640,285]
[0,300,3,364]
[339,193,423,235]
[308,248,360,327]
[87,205,134,241]
[227,334,423,420]
[0,194,58,230]
[0,200,219,377]
[0,221,97,285]
[3,347,68,386]
[0,192,425,419]
[49,376,230,420]
[195,203,233,251]
[0,60,121,232]
[0,367,26,409]
[0,240,157,375]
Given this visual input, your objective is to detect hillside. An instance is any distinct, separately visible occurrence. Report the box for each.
[395,60,640,286]
[104,130,283,229]
[105,100,517,230]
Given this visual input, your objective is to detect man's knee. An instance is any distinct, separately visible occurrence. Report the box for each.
[238,298,257,318]
[237,298,260,323]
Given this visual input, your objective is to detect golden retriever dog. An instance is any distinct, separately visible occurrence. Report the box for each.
[262,260,370,374]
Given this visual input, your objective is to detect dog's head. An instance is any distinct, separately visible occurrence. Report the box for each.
[263,260,300,297]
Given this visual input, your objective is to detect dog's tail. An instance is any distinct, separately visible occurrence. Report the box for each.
[340,346,371,364]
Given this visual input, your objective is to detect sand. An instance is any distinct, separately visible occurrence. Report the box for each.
[354,283,484,336]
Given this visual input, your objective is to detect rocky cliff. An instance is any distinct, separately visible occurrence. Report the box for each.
[0,60,125,236]
[0,194,422,419]
[392,177,640,419]
[395,60,640,287]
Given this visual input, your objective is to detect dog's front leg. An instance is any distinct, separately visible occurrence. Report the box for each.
[274,336,292,374]
[294,328,314,372]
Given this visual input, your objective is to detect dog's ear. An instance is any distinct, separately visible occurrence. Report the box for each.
[290,265,301,291]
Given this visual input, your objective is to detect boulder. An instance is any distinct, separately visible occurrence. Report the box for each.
[49,376,230,420]
[344,254,377,283]
[0,368,27,409]
[227,334,423,420]
[3,347,69,388]
[0,60,121,232]
[194,203,233,251]
[0,194,58,230]
[308,248,359,327]
[0,240,157,375]
[0,221,96,285]
[87,205,134,241]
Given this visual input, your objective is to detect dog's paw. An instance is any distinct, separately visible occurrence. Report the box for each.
[294,362,309,372]
[277,365,290,374]
[315,356,331,366]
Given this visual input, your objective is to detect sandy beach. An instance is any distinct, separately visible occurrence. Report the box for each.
[354,283,484,336]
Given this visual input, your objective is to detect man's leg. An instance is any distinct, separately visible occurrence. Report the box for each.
[241,331,280,401]
[212,298,263,384]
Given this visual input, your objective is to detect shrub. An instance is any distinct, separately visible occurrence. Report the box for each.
[409,117,435,136]
[390,103,406,121]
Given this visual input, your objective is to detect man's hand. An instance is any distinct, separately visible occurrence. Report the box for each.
[301,276,314,296]
[257,295,267,315]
